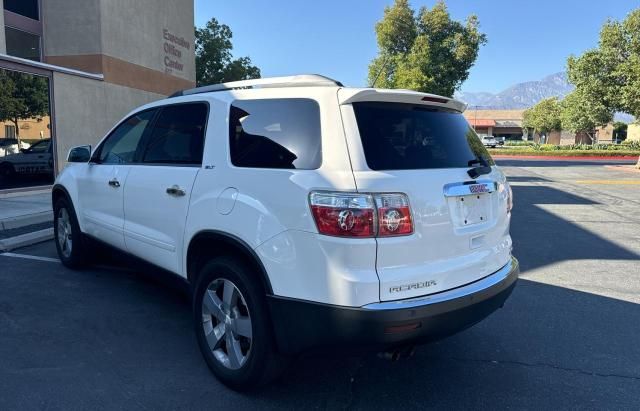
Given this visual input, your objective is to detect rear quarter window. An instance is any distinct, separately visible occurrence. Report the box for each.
[229,98,322,169]
[352,102,494,170]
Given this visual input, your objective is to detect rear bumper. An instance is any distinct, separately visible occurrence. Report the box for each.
[267,257,519,354]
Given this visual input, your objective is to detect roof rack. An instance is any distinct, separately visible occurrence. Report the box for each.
[169,74,343,98]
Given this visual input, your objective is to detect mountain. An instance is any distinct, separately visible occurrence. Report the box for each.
[456,72,573,109]
[457,72,635,123]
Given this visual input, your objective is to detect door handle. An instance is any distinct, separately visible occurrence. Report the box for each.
[166,185,186,197]
[108,179,120,188]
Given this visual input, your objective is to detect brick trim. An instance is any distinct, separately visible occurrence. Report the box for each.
[44,54,195,96]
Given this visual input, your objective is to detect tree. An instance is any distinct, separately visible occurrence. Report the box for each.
[522,97,562,137]
[195,18,260,86]
[0,70,49,141]
[368,0,487,97]
[560,90,613,142]
[567,9,640,119]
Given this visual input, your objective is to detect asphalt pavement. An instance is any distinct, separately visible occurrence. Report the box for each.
[1,159,639,410]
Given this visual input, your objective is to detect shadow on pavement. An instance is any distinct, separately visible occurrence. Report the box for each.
[510,185,639,272]
[1,259,639,409]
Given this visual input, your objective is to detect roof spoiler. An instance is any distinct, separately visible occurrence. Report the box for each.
[338,89,467,113]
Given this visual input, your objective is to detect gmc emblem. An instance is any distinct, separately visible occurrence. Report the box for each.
[469,184,489,194]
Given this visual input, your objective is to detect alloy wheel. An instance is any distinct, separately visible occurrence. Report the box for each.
[201,278,253,370]
[56,208,73,258]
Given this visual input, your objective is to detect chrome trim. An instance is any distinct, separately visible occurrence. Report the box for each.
[362,257,518,310]
[443,180,497,197]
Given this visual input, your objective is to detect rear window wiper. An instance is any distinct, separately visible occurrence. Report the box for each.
[467,157,492,179]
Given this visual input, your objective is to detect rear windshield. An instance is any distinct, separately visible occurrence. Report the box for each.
[352,102,494,170]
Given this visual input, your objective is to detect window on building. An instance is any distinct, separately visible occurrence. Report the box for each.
[5,27,41,61]
[141,103,208,165]
[3,0,40,20]
[0,68,53,190]
[4,125,16,139]
[229,99,322,169]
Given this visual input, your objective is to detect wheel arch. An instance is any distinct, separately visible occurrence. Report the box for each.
[52,184,72,207]
[186,230,274,295]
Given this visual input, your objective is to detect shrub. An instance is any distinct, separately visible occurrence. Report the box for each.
[504,141,535,146]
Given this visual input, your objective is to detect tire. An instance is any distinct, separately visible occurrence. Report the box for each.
[53,197,88,268]
[193,257,285,390]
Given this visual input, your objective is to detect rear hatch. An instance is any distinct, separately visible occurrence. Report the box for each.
[339,89,513,302]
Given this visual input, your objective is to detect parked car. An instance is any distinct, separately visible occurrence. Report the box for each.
[496,136,506,146]
[53,75,518,390]
[0,139,52,179]
[0,138,30,157]
[479,135,498,148]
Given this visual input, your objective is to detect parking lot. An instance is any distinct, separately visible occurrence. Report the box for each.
[1,159,639,410]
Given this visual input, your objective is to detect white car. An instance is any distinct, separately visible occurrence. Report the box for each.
[480,135,498,148]
[0,139,52,179]
[53,75,518,390]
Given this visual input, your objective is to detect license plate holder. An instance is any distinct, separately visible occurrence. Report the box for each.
[455,193,490,226]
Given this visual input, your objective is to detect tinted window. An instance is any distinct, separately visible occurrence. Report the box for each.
[352,102,494,170]
[4,0,39,20]
[27,140,49,153]
[98,110,155,164]
[229,99,321,169]
[141,103,208,165]
[5,27,41,61]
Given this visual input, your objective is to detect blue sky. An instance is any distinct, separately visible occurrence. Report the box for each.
[194,0,638,94]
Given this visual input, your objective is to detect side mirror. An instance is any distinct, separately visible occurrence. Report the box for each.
[67,145,92,163]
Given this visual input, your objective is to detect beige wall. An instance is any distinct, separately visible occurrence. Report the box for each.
[627,124,640,142]
[42,0,195,89]
[52,71,163,171]
[0,0,6,54]
[1,117,51,140]
[99,0,195,83]
[42,0,102,57]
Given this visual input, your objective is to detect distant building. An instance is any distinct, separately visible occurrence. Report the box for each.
[464,110,525,140]
[464,109,624,145]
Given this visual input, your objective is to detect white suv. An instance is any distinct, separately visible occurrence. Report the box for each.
[53,75,518,390]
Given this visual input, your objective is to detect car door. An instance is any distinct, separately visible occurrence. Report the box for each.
[123,102,208,274]
[77,109,157,250]
[10,139,49,174]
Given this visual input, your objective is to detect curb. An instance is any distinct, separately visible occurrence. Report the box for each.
[0,211,53,231]
[0,228,54,252]
[493,155,638,161]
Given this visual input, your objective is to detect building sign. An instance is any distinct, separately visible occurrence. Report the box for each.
[163,29,190,75]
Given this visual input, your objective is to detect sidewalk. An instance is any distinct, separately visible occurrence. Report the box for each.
[0,191,53,251]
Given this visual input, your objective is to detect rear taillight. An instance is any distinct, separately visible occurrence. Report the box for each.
[309,192,413,238]
[375,194,413,236]
[309,192,375,237]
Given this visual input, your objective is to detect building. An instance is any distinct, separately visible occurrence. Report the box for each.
[464,109,526,140]
[0,0,195,192]
[464,109,626,145]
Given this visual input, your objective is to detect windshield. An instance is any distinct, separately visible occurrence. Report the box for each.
[352,102,494,170]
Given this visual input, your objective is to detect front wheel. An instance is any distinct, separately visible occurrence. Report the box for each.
[193,257,286,390]
[53,198,87,268]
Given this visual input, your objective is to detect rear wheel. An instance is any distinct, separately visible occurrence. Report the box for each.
[53,197,88,268]
[193,257,285,390]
